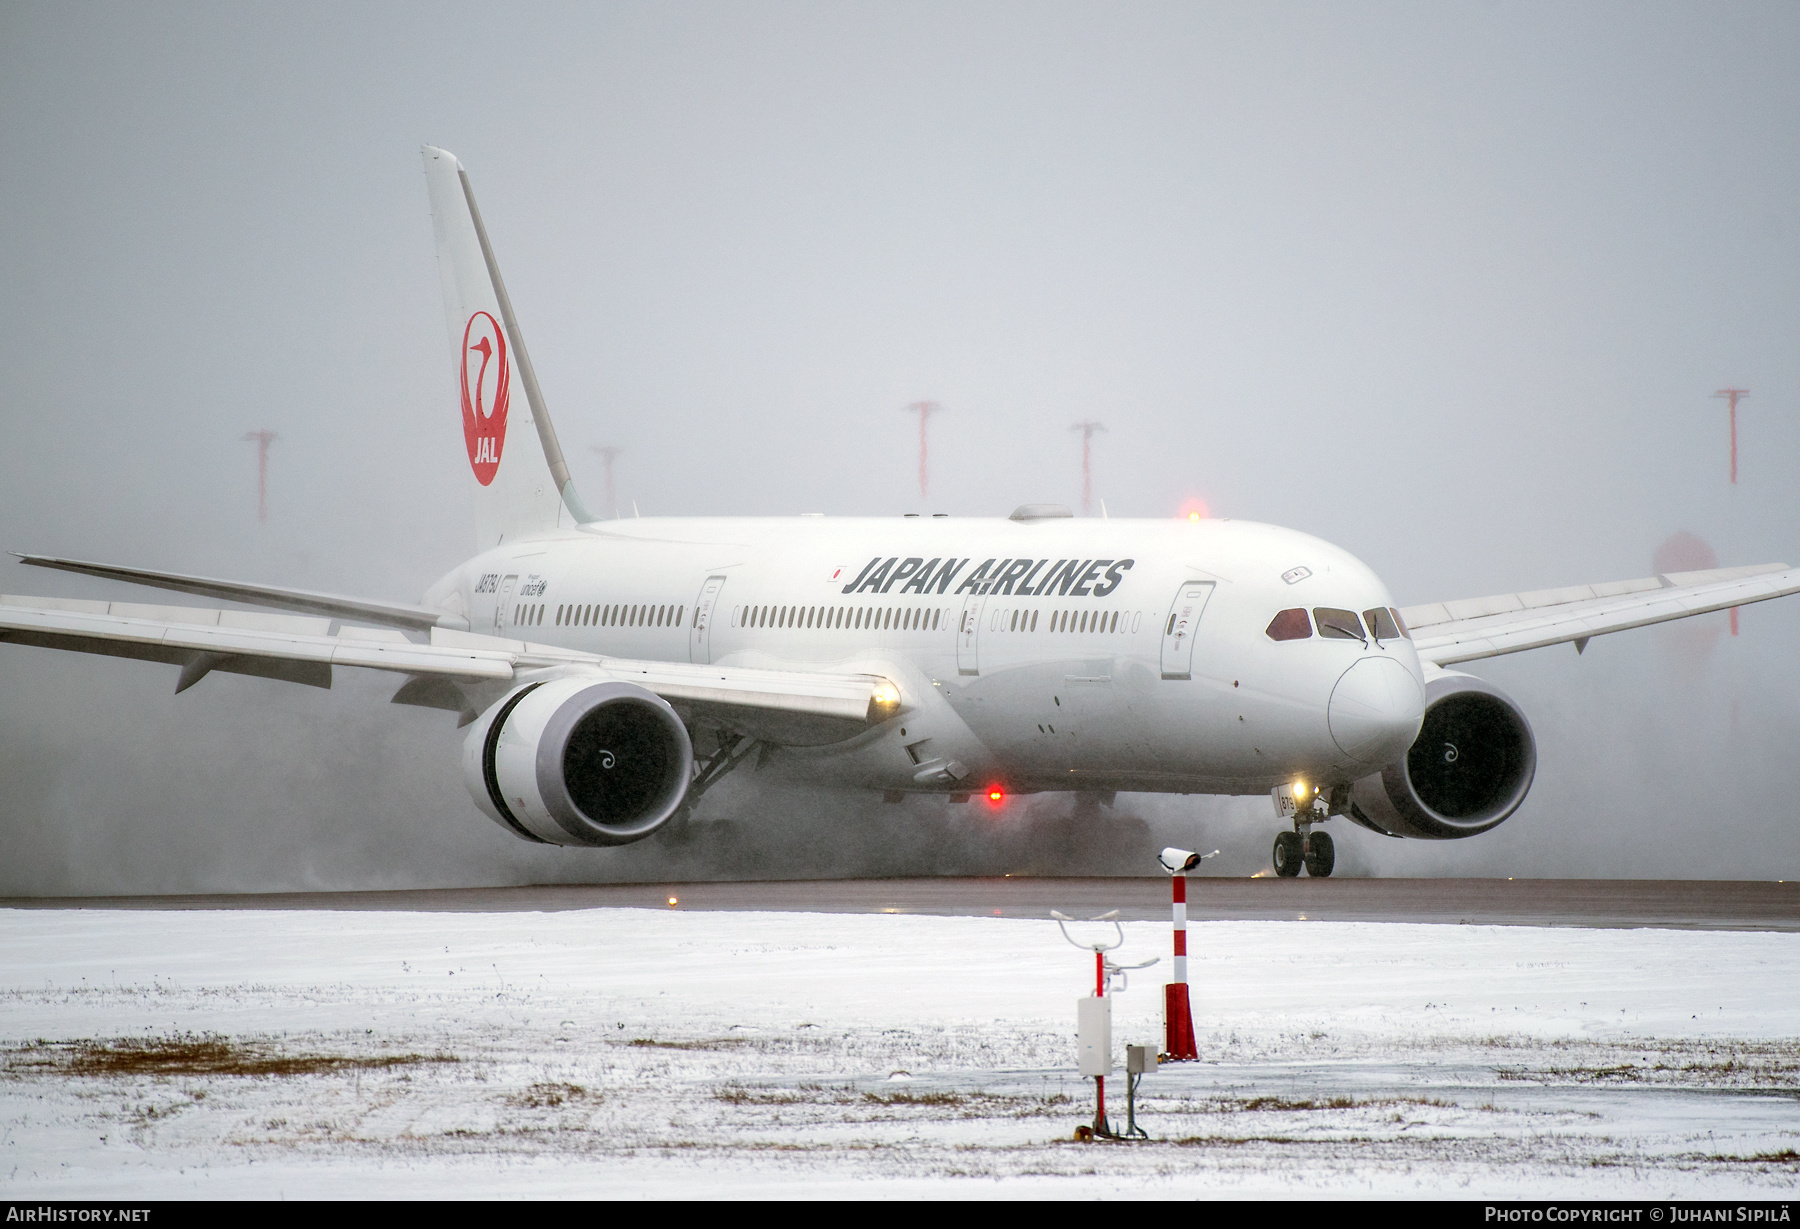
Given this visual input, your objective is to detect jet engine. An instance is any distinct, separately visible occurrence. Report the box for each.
[1346,672,1536,840]
[462,676,694,846]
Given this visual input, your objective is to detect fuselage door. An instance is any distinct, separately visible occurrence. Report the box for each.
[690,575,727,664]
[494,574,518,633]
[1159,581,1216,680]
[957,594,985,676]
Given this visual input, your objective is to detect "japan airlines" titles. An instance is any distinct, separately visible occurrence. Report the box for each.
[839,556,1135,598]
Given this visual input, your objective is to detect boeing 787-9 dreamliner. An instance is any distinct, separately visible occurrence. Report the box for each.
[5,148,1795,877]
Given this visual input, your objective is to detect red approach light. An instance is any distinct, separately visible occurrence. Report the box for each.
[986,787,1006,805]
[1179,497,1209,523]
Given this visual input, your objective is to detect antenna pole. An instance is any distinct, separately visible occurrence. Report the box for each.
[903,402,941,497]
[591,445,623,519]
[241,429,278,523]
[1712,389,1750,634]
[1713,388,1748,485]
[1070,421,1106,515]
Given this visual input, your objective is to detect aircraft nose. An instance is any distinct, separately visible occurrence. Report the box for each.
[1328,656,1425,767]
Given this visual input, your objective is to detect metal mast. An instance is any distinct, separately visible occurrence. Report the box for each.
[903,401,942,497]
[1071,421,1106,515]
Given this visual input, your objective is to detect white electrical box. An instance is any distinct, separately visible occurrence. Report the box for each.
[1127,1044,1156,1074]
[1077,995,1112,1077]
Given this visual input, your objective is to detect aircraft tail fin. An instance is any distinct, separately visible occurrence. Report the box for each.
[421,146,593,548]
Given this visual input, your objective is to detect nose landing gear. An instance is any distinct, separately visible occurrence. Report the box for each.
[1272,830,1303,876]
[1271,828,1336,877]
[1303,830,1335,877]
[1267,831,1339,878]
[1271,782,1341,877]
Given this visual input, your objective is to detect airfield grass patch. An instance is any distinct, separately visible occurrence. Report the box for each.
[1483,1037,1800,1088]
[1238,1095,1359,1112]
[506,1081,598,1109]
[711,1083,1065,1118]
[714,1086,820,1106]
[862,1090,967,1107]
[1183,1095,1452,1114]
[1700,1150,1800,1167]
[3,1034,457,1078]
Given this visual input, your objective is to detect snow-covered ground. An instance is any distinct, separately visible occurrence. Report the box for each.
[1,905,1796,1199]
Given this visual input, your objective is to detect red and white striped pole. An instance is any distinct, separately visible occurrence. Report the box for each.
[1166,873,1197,1060]
[1159,847,1215,1060]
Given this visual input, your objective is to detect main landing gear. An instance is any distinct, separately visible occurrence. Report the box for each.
[1272,827,1335,878]
[654,731,761,845]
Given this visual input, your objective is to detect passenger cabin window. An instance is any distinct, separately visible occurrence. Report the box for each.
[1363,607,1401,642]
[1314,608,1366,641]
[1266,608,1312,641]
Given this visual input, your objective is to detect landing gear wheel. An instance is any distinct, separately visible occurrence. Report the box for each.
[1272,830,1303,877]
[1303,830,1335,878]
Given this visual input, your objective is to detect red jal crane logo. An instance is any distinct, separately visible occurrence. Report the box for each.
[460,311,510,485]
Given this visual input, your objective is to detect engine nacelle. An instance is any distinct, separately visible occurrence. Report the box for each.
[1347,672,1536,840]
[462,677,694,846]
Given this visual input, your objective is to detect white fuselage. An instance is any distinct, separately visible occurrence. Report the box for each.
[426,514,1427,797]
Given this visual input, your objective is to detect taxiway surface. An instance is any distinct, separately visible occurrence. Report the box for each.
[4,877,1795,930]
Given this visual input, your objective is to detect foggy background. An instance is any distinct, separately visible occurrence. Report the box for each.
[3,1,1797,894]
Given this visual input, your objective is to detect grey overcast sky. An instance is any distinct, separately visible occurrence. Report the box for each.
[3,1,1798,892]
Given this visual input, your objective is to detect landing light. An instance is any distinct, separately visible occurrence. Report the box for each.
[667,896,678,907]
[867,679,902,722]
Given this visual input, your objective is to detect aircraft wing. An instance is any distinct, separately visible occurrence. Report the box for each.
[14,553,471,631]
[0,595,891,741]
[1400,563,1800,666]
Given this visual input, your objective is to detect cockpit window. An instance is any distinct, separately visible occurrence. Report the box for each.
[1313,607,1366,641]
[1265,608,1312,641]
[1389,607,1410,638]
[1363,607,1400,642]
